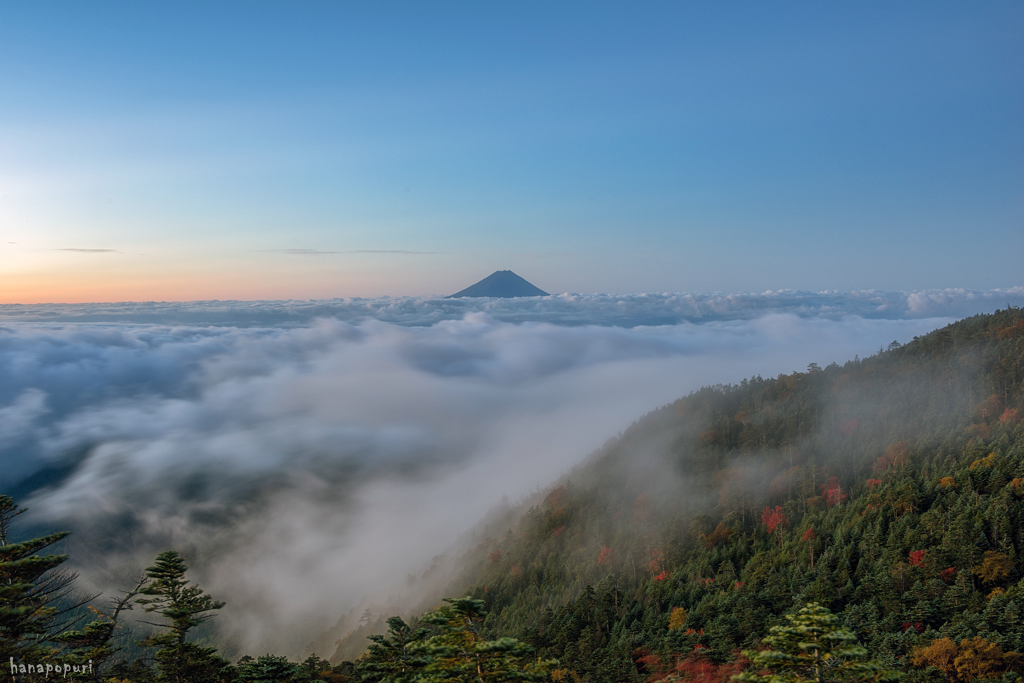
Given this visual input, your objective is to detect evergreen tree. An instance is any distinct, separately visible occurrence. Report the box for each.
[412,598,555,683]
[0,495,78,665]
[358,616,430,683]
[136,550,230,683]
[734,603,901,683]
[360,599,555,682]
[107,658,159,682]
[299,654,333,682]
[236,653,333,683]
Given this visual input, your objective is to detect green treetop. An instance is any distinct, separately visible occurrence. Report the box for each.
[413,598,555,683]
[136,550,230,683]
[358,616,430,683]
[734,603,901,683]
[359,598,555,683]
[0,495,75,662]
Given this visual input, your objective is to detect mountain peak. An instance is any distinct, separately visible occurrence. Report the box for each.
[447,271,549,298]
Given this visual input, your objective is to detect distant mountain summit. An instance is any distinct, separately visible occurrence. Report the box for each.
[447,271,549,298]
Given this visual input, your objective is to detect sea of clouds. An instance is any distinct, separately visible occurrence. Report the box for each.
[2,286,1021,327]
[1,287,1020,655]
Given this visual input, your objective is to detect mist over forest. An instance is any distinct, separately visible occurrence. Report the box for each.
[1,291,1011,657]
[4,1,1022,679]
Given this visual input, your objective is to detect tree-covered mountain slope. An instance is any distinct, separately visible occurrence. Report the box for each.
[338,308,1024,682]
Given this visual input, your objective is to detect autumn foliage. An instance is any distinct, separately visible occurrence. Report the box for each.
[971,551,1012,584]
[667,607,688,631]
[700,522,732,549]
[968,453,996,471]
[545,485,568,509]
[973,394,1003,421]
[819,476,848,506]
[874,440,910,471]
[999,407,1021,424]
[911,638,958,678]
[911,637,1022,682]
[760,506,788,534]
[640,648,747,683]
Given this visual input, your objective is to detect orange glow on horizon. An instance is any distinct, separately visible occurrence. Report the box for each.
[1,263,459,304]
[2,273,388,304]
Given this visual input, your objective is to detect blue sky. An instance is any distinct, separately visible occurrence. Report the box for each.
[1,2,1021,301]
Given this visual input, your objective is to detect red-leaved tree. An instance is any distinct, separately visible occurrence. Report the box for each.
[641,648,748,683]
[820,477,848,506]
[761,505,788,535]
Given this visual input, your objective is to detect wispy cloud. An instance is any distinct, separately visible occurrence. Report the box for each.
[269,249,342,256]
[55,248,119,253]
[349,249,438,254]
[265,249,438,256]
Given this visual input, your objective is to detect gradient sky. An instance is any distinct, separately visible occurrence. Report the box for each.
[2,2,1022,303]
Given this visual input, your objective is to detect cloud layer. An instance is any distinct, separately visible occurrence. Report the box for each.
[0,294,998,655]
[1,286,1021,327]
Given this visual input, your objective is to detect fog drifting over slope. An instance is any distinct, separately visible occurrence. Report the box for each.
[1,290,1014,655]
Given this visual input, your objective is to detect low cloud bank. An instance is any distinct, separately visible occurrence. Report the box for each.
[2,286,1021,327]
[0,300,979,654]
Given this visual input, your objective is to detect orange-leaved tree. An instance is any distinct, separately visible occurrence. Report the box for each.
[911,636,1022,682]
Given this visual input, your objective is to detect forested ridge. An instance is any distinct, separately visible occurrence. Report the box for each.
[335,307,1024,681]
[3,309,1022,682]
